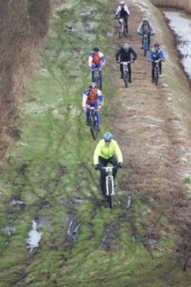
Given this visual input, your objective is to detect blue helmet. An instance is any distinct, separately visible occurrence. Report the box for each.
[102,132,113,141]
[154,42,160,47]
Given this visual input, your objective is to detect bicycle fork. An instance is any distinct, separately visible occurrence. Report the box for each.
[105,176,114,196]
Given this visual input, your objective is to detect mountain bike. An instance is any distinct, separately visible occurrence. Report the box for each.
[120,61,132,88]
[142,33,150,57]
[152,59,161,86]
[90,67,102,89]
[89,106,101,140]
[115,16,128,38]
[100,166,118,209]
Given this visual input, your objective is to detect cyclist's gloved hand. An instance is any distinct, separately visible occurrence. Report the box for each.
[131,60,134,63]
[83,107,86,112]
[94,164,100,170]
[118,162,123,168]
[116,60,120,64]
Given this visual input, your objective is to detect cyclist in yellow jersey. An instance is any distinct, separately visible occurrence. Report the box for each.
[93,132,123,199]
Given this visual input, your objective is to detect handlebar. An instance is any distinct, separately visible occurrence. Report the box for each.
[149,59,162,62]
[99,166,118,171]
[90,67,103,72]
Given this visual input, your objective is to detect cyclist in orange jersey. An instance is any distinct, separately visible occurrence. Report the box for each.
[89,46,105,90]
[82,82,104,130]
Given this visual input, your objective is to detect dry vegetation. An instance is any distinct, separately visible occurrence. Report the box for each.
[0,0,60,165]
[150,0,191,13]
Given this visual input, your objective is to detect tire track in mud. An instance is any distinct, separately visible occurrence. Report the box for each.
[108,1,191,270]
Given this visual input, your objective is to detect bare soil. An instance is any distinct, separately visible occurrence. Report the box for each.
[108,2,191,270]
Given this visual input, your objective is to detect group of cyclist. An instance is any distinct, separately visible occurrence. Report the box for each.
[81,1,166,201]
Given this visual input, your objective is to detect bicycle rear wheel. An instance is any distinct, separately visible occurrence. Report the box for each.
[123,70,128,88]
[107,178,113,209]
[154,68,158,86]
[90,117,99,140]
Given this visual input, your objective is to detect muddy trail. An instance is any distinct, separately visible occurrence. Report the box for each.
[1,0,191,286]
[110,0,191,271]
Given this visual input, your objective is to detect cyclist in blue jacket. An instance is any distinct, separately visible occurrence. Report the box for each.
[148,42,165,83]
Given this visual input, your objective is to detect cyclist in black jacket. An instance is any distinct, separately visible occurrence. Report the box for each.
[115,43,137,82]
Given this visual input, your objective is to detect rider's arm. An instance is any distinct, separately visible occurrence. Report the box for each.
[148,50,153,61]
[82,90,88,107]
[115,48,122,61]
[115,6,121,16]
[149,23,156,35]
[130,48,137,61]
[137,22,143,34]
[88,53,94,67]
[99,52,105,66]
[124,5,130,16]
[97,90,104,106]
[159,49,165,60]
[113,141,123,163]
[93,140,103,165]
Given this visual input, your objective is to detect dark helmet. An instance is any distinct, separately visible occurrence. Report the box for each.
[124,43,130,51]
[102,132,113,141]
[89,82,97,89]
[93,46,100,52]
[154,42,160,47]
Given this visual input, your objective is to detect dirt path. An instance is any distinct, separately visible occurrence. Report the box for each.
[108,1,191,270]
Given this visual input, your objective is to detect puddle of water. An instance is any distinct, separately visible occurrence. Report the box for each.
[26,220,43,252]
[126,196,131,209]
[148,239,158,245]
[11,199,24,205]
[163,11,191,79]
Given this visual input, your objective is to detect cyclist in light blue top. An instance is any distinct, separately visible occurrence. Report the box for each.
[148,42,165,82]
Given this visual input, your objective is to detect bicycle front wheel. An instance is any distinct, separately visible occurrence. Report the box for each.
[90,117,99,140]
[107,178,113,209]
[124,70,129,88]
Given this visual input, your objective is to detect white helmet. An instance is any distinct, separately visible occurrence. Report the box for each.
[143,17,148,22]
[124,43,130,51]
[120,1,125,4]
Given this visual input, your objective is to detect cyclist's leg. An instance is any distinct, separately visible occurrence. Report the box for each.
[152,62,155,82]
[93,102,100,128]
[159,61,162,74]
[124,17,128,33]
[128,63,132,82]
[91,63,96,81]
[148,34,151,49]
[120,63,123,78]
[99,156,108,195]
[85,103,91,124]
[97,64,103,89]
